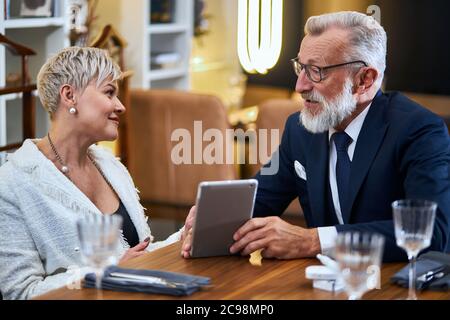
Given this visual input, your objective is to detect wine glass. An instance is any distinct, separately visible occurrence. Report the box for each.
[392,199,437,300]
[77,215,123,294]
[334,232,385,300]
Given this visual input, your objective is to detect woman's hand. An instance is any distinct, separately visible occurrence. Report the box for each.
[119,237,151,263]
[180,205,196,258]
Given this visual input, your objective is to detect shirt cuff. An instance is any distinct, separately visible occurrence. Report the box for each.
[317,226,338,257]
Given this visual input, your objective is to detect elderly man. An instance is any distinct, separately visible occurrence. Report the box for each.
[182,11,450,262]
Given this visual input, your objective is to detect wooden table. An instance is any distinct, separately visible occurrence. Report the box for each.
[36,242,450,300]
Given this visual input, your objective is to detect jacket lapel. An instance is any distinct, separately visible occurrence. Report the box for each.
[343,91,389,223]
[306,132,330,227]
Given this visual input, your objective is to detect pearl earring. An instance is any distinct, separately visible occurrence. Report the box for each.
[69,107,77,114]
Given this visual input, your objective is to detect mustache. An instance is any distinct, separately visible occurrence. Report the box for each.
[301,90,325,103]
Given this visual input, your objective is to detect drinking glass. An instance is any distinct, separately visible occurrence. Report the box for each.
[77,215,123,292]
[334,232,385,300]
[392,199,437,300]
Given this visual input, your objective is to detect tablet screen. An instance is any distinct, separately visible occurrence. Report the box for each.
[190,179,258,258]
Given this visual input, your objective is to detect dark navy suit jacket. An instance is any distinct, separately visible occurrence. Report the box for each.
[253,91,450,262]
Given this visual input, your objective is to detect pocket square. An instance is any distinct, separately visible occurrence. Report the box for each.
[294,160,307,180]
[84,265,211,296]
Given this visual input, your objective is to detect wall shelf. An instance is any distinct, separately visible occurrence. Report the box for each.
[0,0,70,161]
[4,17,66,29]
[148,23,188,34]
[0,89,39,102]
[120,0,193,90]
[147,67,187,81]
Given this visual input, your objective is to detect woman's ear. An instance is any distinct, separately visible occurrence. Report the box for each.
[60,84,76,107]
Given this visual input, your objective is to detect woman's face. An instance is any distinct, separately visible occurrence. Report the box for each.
[75,79,125,142]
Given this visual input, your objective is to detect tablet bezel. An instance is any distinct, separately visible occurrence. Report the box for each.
[190,179,258,258]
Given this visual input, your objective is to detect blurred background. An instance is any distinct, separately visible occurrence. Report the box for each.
[1,0,448,240]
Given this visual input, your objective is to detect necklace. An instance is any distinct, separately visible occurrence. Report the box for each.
[87,153,116,192]
[47,133,115,192]
[47,133,70,175]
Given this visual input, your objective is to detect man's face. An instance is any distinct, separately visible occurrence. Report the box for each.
[295,28,358,133]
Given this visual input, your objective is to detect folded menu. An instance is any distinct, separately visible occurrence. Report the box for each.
[390,251,450,291]
[84,266,211,296]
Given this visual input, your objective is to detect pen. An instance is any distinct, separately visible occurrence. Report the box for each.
[109,272,181,287]
[417,270,445,284]
[316,254,339,271]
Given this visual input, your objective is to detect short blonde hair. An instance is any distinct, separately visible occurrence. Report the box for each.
[37,46,122,114]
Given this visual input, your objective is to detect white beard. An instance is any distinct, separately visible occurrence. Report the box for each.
[299,79,357,134]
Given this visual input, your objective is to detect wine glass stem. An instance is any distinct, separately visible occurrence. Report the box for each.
[95,269,104,300]
[348,294,362,300]
[408,255,417,300]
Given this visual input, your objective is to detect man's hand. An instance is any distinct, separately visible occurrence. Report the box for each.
[229,216,321,259]
[180,205,196,258]
[119,237,151,263]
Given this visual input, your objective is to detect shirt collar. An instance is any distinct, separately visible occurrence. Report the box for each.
[328,102,372,143]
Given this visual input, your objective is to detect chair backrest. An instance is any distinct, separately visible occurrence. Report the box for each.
[127,89,237,206]
[89,24,133,165]
[243,98,301,178]
[241,84,292,108]
[0,33,37,153]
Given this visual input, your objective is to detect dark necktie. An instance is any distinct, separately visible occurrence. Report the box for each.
[333,132,353,216]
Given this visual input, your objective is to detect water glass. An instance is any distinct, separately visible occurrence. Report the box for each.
[392,199,437,300]
[77,214,123,291]
[334,232,385,300]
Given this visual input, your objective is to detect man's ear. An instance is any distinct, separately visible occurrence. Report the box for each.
[355,67,378,94]
[60,84,76,107]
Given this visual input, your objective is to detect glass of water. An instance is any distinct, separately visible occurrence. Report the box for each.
[77,215,123,292]
[334,232,385,300]
[392,199,437,300]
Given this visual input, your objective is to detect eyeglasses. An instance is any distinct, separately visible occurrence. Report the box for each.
[290,57,368,83]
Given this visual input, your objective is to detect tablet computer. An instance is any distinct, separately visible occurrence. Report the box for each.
[190,179,258,258]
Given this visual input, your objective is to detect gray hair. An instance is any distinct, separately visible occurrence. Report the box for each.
[305,11,387,88]
[37,46,122,114]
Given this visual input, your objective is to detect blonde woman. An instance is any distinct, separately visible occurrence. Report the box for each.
[0,47,181,300]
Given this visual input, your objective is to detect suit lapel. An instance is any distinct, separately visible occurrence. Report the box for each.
[343,91,389,223]
[306,132,329,227]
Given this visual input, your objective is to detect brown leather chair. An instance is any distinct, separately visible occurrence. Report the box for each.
[243,98,302,177]
[127,89,237,220]
[242,98,305,223]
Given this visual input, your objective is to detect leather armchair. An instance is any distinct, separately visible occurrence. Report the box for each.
[127,89,237,217]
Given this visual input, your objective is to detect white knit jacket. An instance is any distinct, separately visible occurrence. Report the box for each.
[0,139,181,300]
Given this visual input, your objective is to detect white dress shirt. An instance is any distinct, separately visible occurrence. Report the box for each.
[317,103,372,256]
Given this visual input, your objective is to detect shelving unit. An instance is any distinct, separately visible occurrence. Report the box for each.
[0,0,70,162]
[120,0,193,90]
[148,23,187,34]
[3,17,66,29]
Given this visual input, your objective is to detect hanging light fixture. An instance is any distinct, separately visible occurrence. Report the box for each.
[237,0,283,74]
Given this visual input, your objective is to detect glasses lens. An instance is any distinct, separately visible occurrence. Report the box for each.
[308,65,321,82]
[291,60,301,76]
